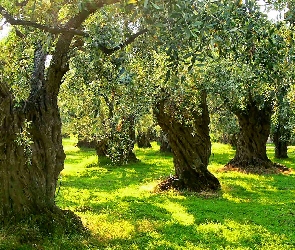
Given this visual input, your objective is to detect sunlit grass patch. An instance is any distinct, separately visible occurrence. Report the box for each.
[53,139,295,249]
[197,219,291,250]
[156,200,195,226]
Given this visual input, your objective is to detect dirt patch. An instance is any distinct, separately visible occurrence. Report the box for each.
[219,163,291,175]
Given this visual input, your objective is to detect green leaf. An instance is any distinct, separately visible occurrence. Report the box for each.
[144,0,149,8]
[229,28,239,32]
[192,21,203,28]
[151,2,162,10]
[184,27,191,39]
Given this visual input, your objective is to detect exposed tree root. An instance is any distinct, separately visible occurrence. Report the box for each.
[156,174,220,193]
[156,175,181,191]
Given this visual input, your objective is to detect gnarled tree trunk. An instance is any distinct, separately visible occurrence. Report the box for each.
[0,12,89,227]
[0,0,145,229]
[154,92,220,192]
[226,101,277,171]
[0,46,66,224]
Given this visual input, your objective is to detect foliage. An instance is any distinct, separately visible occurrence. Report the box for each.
[205,10,294,114]
[209,104,239,145]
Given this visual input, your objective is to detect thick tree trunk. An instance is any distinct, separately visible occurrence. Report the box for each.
[273,129,289,159]
[226,101,278,171]
[125,114,138,162]
[137,131,152,148]
[0,44,69,224]
[0,39,84,234]
[0,0,135,230]
[0,88,65,224]
[154,93,220,192]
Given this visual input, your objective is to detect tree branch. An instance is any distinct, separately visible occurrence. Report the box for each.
[97,28,148,55]
[0,0,122,37]
[0,5,88,36]
[44,0,121,95]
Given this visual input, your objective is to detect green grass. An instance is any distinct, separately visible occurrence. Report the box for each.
[1,139,295,249]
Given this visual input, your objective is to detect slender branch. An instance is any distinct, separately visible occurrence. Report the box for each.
[97,28,148,55]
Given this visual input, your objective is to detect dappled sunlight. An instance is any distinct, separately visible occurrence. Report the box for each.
[88,216,135,241]
[54,139,295,249]
[62,136,80,152]
[139,180,159,192]
[156,201,195,226]
[220,172,295,205]
[197,219,289,249]
[135,219,156,234]
[222,191,251,203]
[56,187,93,209]
[114,185,152,199]
[64,155,97,169]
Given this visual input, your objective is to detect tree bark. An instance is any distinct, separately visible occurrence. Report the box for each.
[273,129,289,159]
[0,0,146,228]
[0,62,65,223]
[0,27,74,225]
[154,92,220,192]
[226,101,276,170]
[159,131,172,153]
[137,131,152,148]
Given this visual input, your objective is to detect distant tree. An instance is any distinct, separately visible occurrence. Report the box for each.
[208,97,239,147]
[136,113,154,148]
[205,1,294,171]
[271,85,293,158]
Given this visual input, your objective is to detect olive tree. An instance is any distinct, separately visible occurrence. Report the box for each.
[205,1,294,171]
[0,0,146,225]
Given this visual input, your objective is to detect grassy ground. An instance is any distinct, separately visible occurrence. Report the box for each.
[1,139,295,249]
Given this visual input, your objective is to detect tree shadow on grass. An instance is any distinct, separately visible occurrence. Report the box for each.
[61,160,172,192]
[57,164,295,249]
[56,142,295,249]
[75,191,295,249]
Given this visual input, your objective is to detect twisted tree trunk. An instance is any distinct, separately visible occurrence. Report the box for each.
[0,0,146,226]
[0,12,85,226]
[0,47,66,223]
[154,92,220,192]
[225,101,282,172]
